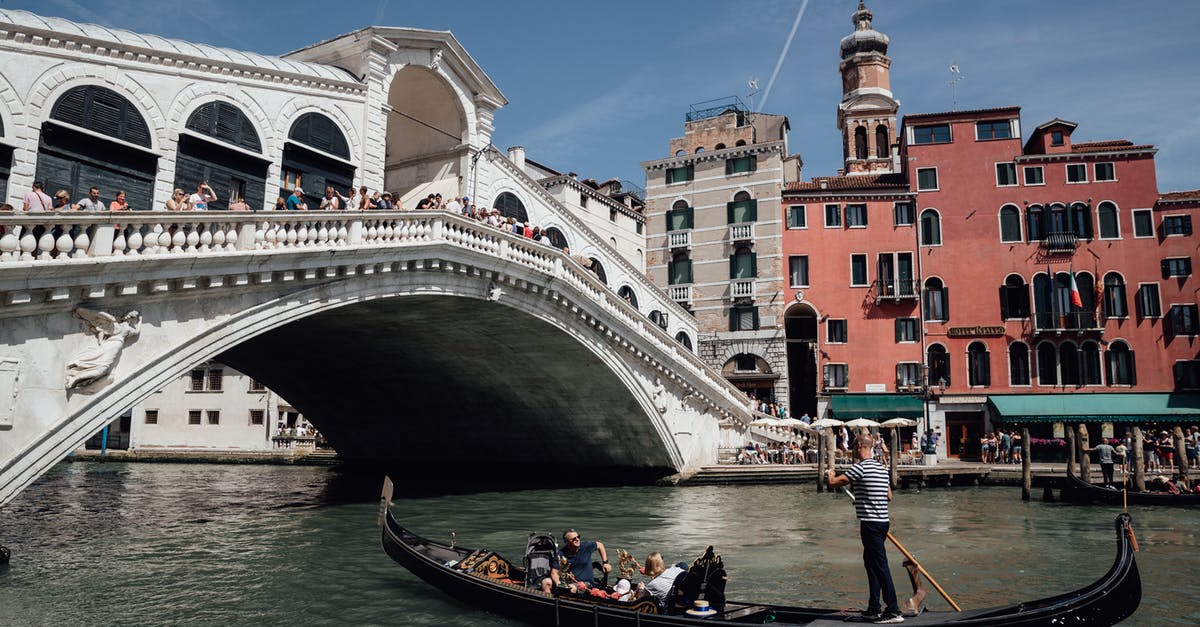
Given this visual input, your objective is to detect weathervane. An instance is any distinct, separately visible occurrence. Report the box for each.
[948,63,964,111]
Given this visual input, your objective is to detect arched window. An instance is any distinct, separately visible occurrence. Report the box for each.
[999,204,1022,242]
[1106,341,1136,386]
[1037,341,1058,385]
[185,102,261,152]
[177,102,268,211]
[1081,341,1102,385]
[923,277,948,321]
[588,257,607,285]
[283,112,354,205]
[543,227,568,250]
[1032,272,1053,329]
[1048,203,1068,234]
[968,341,990,387]
[1103,273,1127,319]
[493,191,528,223]
[875,124,889,159]
[1026,204,1045,241]
[674,149,685,156]
[854,126,868,160]
[1060,342,1080,386]
[1000,274,1030,319]
[695,147,705,153]
[1073,272,1096,328]
[288,112,350,159]
[1097,201,1119,239]
[927,344,950,387]
[618,285,639,308]
[1071,202,1093,239]
[675,332,693,351]
[735,139,747,147]
[669,251,692,285]
[714,143,726,150]
[920,209,941,246]
[1009,342,1030,386]
[648,310,668,330]
[51,85,152,147]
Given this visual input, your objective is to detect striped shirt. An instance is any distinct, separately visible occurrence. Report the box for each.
[843,459,890,522]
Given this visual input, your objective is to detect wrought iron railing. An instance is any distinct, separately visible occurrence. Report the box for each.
[1040,231,1079,253]
[1033,310,1102,333]
[872,278,919,303]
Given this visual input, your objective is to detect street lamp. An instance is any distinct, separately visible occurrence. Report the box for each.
[469,143,495,205]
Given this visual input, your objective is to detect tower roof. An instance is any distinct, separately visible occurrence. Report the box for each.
[840,1,889,59]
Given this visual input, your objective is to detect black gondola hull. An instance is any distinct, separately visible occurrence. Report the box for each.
[1062,467,1200,507]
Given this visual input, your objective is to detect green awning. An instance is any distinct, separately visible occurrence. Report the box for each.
[829,394,924,420]
[988,393,1200,424]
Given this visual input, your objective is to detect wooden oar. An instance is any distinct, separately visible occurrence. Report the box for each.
[843,488,963,612]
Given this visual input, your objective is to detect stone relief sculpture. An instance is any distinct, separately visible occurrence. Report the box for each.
[652,377,669,414]
[485,280,504,302]
[64,308,141,390]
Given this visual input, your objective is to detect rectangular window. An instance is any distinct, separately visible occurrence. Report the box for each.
[976,120,1013,140]
[1023,166,1044,186]
[667,258,692,285]
[667,206,694,230]
[1163,215,1193,236]
[1051,131,1064,146]
[725,155,757,175]
[144,409,159,425]
[824,363,849,389]
[188,410,202,425]
[249,409,265,425]
[912,124,951,144]
[1162,257,1192,278]
[730,306,759,331]
[896,362,922,388]
[787,205,806,228]
[1066,163,1087,183]
[789,255,809,287]
[1095,162,1115,181]
[249,379,266,392]
[609,209,617,222]
[730,252,756,279]
[845,204,868,227]
[190,370,206,391]
[1175,361,1200,390]
[850,254,868,286]
[824,203,841,227]
[281,168,303,191]
[893,202,914,226]
[666,164,694,184]
[1170,304,1200,336]
[206,410,220,425]
[826,319,847,344]
[735,354,757,371]
[917,167,939,191]
[1132,209,1154,237]
[895,317,919,342]
[207,369,223,392]
[636,221,644,235]
[727,199,758,223]
[1136,283,1162,318]
[995,163,1017,187]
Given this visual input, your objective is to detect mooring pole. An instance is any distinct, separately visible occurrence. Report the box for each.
[1131,427,1146,492]
[816,430,825,493]
[1021,427,1032,501]
[1065,425,1076,477]
[99,424,109,460]
[1174,426,1189,483]
[1078,424,1091,481]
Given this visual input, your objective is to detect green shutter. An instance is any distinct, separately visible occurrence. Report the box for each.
[895,319,902,343]
[747,199,757,221]
[726,202,735,224]
[752,307,760,329]
[729,308,738,332]
[667,260,675,285]
[750,253,758,277]
[729,255,736,279]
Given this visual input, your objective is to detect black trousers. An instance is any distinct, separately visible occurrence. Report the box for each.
[860,520,899,613]
[1101,462,1115,486]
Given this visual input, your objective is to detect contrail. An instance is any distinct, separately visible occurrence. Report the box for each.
[373,0,390,25]
[758,0,810,112]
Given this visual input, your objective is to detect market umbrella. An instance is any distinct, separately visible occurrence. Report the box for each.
[749,417,776,428]
[844,417,881,429]
[880,418,918,428]
[778,417,815,432]
[811,418,844,429]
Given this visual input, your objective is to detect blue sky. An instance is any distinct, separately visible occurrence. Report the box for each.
[25,0,1200,192]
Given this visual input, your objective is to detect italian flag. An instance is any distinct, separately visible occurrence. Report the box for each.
[1068,268,1083,308]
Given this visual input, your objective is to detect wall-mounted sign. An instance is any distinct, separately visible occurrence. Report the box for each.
[1053,422,1065,438]
[946,325,1006,338]
[1102,422,1114,439]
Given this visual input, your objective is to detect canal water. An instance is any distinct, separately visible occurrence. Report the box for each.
[0,462,1194,626]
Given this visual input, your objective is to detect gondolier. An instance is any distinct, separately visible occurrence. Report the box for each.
[1089,440,1117,487]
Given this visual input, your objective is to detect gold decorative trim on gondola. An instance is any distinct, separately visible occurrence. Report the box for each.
[456,550,511,580]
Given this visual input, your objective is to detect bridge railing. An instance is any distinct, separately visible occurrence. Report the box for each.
[0,210,752,424]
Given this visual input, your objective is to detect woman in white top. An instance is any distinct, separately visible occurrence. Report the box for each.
[637,552,684,607]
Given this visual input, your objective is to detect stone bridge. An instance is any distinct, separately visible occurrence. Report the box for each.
[0,210,753,505]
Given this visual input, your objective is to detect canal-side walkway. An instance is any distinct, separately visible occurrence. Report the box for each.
[68,448,341,466]
[683,460,1134,488]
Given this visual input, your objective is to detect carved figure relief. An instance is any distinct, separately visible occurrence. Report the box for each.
[64,308,141,390]
[652,377,669,414]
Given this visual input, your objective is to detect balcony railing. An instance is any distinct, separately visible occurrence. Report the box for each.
[872,278,919,304]
[668,284,692,305]
[730,278,755,300]
[1033,310,1103,334]
[1040,231,1079,253]
[667,229,691,249]
[729,222,754,241]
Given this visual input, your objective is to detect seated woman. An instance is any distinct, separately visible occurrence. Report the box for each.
[636,552,685,607]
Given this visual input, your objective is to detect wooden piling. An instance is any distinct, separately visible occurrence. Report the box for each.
[1021,426,1032,501]
[816,430,826,493]
[1132,426,1146,492]
[890,428,900,488]
[1174,426,1189,482]
[1065,424,1076,476]
[1078,423,1091,480]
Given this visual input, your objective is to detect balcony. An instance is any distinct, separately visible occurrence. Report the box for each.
[668,284,692,305]
[667,229,691,249]
[1040,231,1079,254]
[730,278,755,300]
[1032,311,1104,335]
[872,278,920,304]
[729,222,754,242]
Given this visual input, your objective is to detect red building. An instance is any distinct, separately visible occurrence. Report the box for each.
[780,2,1200,459]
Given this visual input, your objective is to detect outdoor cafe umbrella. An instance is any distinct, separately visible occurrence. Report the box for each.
[811,418,843,429]
[880,418,918,428]
[778,417,815,432]
[750,417,782,428]
[844,417,881,429]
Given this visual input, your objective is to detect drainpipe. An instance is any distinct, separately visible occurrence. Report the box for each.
[914,192,930,441]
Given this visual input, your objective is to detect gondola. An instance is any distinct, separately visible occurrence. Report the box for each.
[1062,466,1200,507]
[378,478,1141,626]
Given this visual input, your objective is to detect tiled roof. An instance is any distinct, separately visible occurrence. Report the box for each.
[785,173,909,192]
[1073,140,1153,153]
[903,106,1020,122]
[1158,190,1200,202]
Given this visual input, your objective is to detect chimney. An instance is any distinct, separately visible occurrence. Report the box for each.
[507,146,526,171]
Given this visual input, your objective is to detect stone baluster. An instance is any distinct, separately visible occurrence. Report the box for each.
[296,223,309,247]
[0,226,17,261]
[284,222,299,248]
[37,226,56,261]
[210,222,225,251]
[112,225,127,256]
[316,222,329,246]
[224,224,237,251]
[125,223,143,256]
[197,222,213,252]
[172,222,188,253]
[71,225,91,258]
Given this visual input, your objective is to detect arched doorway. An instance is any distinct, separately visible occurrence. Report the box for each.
[722,353,777,404]
[588,257,607,285]
[36,85,158,210]
[785,303,819,417]
[493,191,528,224]
[174,101,269,210]
[384,66,467,198]
[281,112,355,208]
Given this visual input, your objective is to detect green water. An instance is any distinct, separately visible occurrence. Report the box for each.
[0,462,1194,625]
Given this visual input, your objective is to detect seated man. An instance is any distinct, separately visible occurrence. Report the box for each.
[636,552,685,607]
[559,529,611,587]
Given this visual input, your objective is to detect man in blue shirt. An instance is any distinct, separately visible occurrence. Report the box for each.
[559,528,611,586]
[285,187,307,211]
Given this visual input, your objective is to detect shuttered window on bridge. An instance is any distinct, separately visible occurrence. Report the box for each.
[176,103,269,210]
[38,86,157,210]
[282,113,354,208]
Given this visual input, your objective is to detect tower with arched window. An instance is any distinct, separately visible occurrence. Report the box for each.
[837,1,900,175]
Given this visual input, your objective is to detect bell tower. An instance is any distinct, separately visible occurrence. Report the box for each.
[837,1,900,175]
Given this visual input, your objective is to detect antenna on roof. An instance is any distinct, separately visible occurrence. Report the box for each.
[948,63,964,111]
[747,76,760,109]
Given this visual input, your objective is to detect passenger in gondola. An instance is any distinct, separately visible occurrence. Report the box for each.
[559,529,611,587]
[635,552,685,608]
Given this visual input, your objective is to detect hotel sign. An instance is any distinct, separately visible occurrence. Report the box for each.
[946,325,1006,338]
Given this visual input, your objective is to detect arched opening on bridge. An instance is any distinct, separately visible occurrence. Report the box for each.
[282,112,355,208]
[784,302,819,418]
[675,331,693,352]
[36,85,158,211]
[618,285,638,308]
[384,65,467,200]
[648,310,668,330]
[0,114,11,201]
[543,227,568,251]
[722,353,777,405]
[174,101,269,211]
[493,191,528,224]
[588,257,607,285]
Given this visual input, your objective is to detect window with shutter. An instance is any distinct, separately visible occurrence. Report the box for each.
[50,86,152,147]
[727,199,757,223]
[288,112,350,159]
